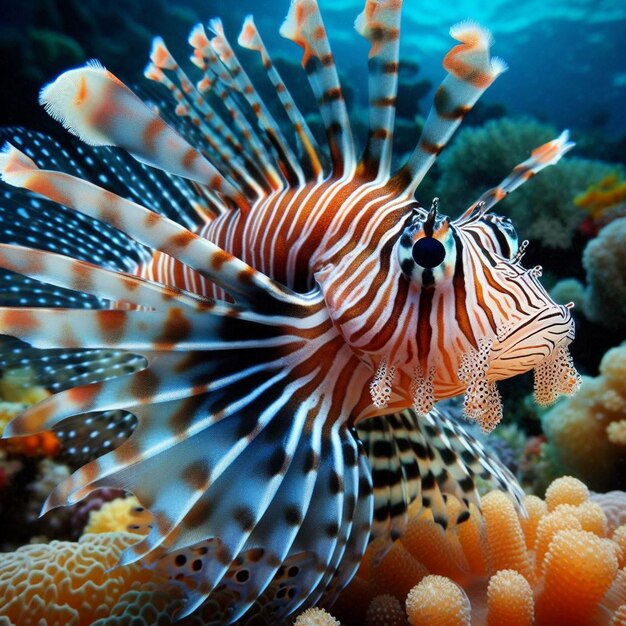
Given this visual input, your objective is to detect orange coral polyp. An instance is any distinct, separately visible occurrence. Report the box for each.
[536,530,619,625]
[400,515,466,580]
[486,569,534,626]
[519,494,547,550]
[481,491,532,582]
[406,575,471,626]
[373,540,429,599]
[335,476,626,626]
[545,475,590,511]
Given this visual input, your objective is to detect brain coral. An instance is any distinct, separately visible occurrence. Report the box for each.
[582,217,626,330]
[434,117,617,248]
[0,530,249,626]
[0,532,172,626]
[541,343,626,490]
[327,476,626,626]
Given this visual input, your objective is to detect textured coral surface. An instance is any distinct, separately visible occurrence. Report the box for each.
[326,476,626,626]
[0,533,171,626]
[542,344,626,490]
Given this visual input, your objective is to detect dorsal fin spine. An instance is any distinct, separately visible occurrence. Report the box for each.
[210,19,306,188]
[355,0,403,182]
[280,0,356,178]
[393,22,506,196]
[238,15,326,182]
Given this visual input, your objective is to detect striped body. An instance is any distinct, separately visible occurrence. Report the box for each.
[0,1,581,622]
[141,168,577,426]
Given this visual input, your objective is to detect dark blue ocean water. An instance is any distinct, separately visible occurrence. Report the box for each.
[177,0,626,134]
[1,0,624,135]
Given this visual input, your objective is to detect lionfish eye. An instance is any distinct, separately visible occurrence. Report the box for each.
[412,237,446,268]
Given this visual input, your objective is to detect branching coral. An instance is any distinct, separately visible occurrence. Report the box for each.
[330,476,626,626]
[582,218,626,330]
[541,343,626,490]
[434,117,618,248]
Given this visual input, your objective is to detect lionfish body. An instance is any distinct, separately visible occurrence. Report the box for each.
[0,0,580,622]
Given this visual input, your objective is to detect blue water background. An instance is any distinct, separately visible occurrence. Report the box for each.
[178,0,626,134]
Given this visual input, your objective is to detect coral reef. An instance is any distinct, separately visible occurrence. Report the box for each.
[328,476,626,626]
[575,172,626,235]
[0,532,173,626]
[294,608,342,626]
[84,494,152,535]
[582,218,626,330]
[434,118,618,249]
[541,343,626,490]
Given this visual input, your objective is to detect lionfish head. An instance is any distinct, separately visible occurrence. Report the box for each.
[390,135,580,432]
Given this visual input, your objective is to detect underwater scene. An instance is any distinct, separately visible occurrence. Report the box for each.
[0,0,625,624]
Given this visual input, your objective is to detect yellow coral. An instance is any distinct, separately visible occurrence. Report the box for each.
[542,344,626,490]
[575,173,626,220]
[0,367,49,405]
[0,371,58,457]
[84,495,152,535]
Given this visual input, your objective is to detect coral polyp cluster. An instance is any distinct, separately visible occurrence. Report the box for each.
[326,476,626,626]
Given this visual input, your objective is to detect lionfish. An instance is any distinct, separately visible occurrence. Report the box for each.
[0,0,580,622]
